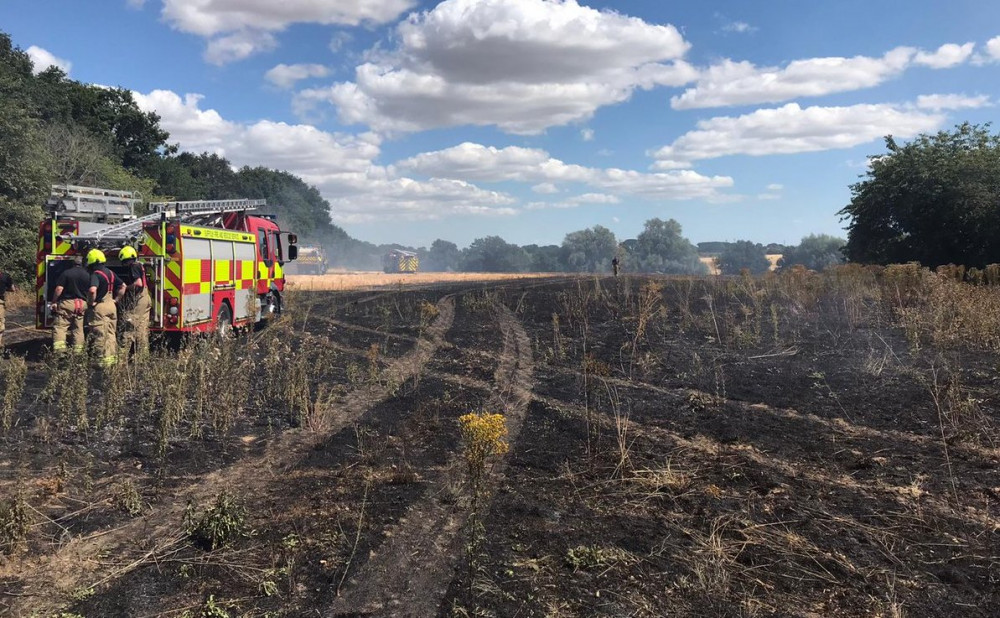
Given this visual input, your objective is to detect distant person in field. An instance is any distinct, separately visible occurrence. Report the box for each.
[0,269,15,348]
[50,255,90,354]
[117,246,151,359]
[612,256,620,277]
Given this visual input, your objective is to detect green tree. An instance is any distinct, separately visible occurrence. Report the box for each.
[461,236,529,272]
[779,234,845,271]
[426,239,461,271]
[717,240,770,275]
[28,73,171,171]
[561,225,617,273]
[0,198,43,284]
[236,166,334,240]
[40,123,109,186]
[180,153,241,198]
[523,244,564,272]
[634,218,706,274]
[840,123,1000,267]
[0,103,48,202]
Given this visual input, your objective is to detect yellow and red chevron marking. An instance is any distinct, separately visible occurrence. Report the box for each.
[163,259,183,324]
[35,221,78,328]
[141,224,164,257]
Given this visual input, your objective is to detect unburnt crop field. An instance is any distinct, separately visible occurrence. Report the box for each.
[1,268,998,617]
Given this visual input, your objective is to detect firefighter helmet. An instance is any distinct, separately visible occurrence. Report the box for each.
[85,248,107,266]
[118,246,138,261]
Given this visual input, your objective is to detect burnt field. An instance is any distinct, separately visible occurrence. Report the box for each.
[1,269,998,617]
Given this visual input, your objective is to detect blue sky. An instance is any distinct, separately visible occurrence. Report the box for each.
[4,0,999,249]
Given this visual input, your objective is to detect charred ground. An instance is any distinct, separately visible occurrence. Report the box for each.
[0,270,998,617]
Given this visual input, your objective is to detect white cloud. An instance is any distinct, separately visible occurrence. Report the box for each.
[329,32,353,53]
[532,182,559,194]
[672,47,914,109]
[397,142,733,201]
[161,0,415,37]
[581,128,594,142]
[265,63,330,89]
[204,30,277,65]
[982,36,1000,62]
[526,193,620,210]
[913,42,974,68]
[722,21,755,34]
[26,45,71,74]
[568,193,620,204]
[126,0,146,8]
[915,93,991,111]
[757,184,783,200]
[161,0,414,64]
[651,102,945,169]
[672,41,973,110]
[298,0,696,134]
[327,178,518,223]
[132,89,516,223]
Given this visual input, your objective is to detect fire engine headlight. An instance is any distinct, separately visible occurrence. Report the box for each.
[169,307,179,316]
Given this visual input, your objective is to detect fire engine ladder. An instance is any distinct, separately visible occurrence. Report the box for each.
[149,198,265,218]
[68,198,266,245]
[66,212,165,245]
[45,184,142,220]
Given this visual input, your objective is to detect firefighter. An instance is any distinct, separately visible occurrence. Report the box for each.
[612,256,620,277]
[0,269,14,348]
[85,249,125,367]
[117,246,151,359]
[50,256,89,354]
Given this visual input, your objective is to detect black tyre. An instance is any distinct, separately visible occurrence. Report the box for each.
[216,302,233,337]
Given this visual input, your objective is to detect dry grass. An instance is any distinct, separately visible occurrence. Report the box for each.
[4,288,34,310]
[286,271,559,291]
[699,254,782,275]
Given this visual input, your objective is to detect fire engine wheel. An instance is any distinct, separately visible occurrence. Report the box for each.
[216,303,233,338]
[261,292,282,318]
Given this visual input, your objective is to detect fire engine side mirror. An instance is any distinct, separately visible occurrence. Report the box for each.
[287,245,298,261]
[288,233,298,244]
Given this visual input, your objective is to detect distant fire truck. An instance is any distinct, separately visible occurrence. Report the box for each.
[382,249,419,274]
[36,185,298,335]
[293,246,328,275]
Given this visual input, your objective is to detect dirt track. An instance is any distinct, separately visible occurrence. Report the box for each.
[1,275,998,617]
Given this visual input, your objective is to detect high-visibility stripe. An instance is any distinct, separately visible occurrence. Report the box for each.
[180,225,254,243]
[36,221,79,329]
[141,225,163,256]
[163,259,182,325]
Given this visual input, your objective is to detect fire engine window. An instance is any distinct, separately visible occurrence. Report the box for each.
[46,258,74,300]
[271,232,283,262]
[257,230,272,266]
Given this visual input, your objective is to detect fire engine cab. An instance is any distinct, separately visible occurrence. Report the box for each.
[36,185,298,335]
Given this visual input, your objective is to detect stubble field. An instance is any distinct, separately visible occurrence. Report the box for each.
[0,267,998,617]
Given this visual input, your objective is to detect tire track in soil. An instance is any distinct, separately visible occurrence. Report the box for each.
[4,295,456,616]
[522,388,999,534]
[423,367,999,533]
[537,363,1000,459]
[327,300,534,618]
